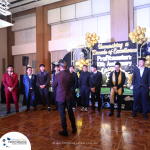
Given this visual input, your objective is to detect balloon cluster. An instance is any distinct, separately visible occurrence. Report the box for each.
[85,32,100,48]
[126,74,133,88]
[129,26,147,44]
[145,55,150,67]
[75,58,90,70]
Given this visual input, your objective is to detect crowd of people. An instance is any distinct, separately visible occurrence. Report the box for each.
[2,58,150,136]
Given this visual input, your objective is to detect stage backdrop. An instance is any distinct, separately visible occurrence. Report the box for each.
[92,41,137,86]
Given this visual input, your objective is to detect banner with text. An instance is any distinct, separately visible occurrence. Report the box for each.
[92,41,137,86]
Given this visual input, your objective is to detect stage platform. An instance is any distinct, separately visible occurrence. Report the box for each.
[0,105,150,149]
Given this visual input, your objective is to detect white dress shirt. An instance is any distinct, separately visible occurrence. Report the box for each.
[138,66,145,77]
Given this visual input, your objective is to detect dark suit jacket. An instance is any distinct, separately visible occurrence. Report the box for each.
[23,74,36,100]
[90,71,102,90]
[132,66,150,90]
[51,70,73,102]
[37,71,50,88]
[79,71,90,87]
[71,72,78,89]
[109,71,126,93]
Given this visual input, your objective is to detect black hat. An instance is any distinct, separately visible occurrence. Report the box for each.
[39,64,45,67]
[139,58,146,62]
[7,65,13,68]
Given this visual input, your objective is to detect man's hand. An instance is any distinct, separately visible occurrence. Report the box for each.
[91,87,95,93]
[40,85,46,89]
[8,87,13,92]
[113,86,117,91]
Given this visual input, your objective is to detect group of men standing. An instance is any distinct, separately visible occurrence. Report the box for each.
[2,57,150,137]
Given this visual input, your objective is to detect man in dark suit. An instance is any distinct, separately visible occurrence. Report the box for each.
[37,64,51,111]
[69,66,78,111]
[79,65,90,112]
[109,62,126,117]
[51,65,60,111]
[2,65,19,114]
[23,67,37,111]
[132,58,150,119]
[89,64,102,114]
[52,61,77,136]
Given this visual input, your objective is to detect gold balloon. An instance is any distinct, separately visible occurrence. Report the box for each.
[146,61,150,66]
[87,43,91,48]
[87,38,91,42]
[146,55,150,60]
[139,33,145,39]
[85,36,88,41]
[92,37,95,41]
[143,37,147,42]
[80,64,83,68]
[142,27,146,33]
[75,62,79,66]
[136,26,141,30]
[92,33,96,37]
[86,32,89,36]
[132,39,136,43]
[85,59,89,63]
[94,40,97,44]
[79,67,82,70]
[136,35,140,40]
[137,29,142,34]
[138,39,143,44]
[96,36,100,40]
[81,58,85,63]
[133,31,138,36]
[88,33,92,37]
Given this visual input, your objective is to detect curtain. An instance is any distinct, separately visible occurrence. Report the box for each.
[14,53,36,80]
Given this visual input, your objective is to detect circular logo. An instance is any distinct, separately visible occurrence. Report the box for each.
[0,132,31,150]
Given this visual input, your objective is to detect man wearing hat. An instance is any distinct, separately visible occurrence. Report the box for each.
[132,58,150,119]
[37,64,51,111]
[89,64,102,114]
[2,65,19,114]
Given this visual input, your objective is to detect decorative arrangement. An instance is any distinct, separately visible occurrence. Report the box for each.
[129,26,147,44]
[85,32,100,48]
[126,74,133,88]
[145,55,150,68]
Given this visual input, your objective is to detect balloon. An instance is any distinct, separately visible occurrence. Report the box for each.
[96,36,100,40]
[132,39,136,43]
[92,37,95,41]
[136,35,140,40]
[86,32,89,36]
[89,33,92,37]
[146,61,150,66]
[92,33,96,37]
[80,64,83,68]
[86,59,89,63]
[81,58,85,63]
[75,62,79,66]
[142,27,146,33]
[87,43,91,48]
[143,37,147,42]
[146,55,150,60]
[79,67,83,70]
[136,26,141,30]
[133,31,138,36]
[139,33,145,39]
[94,40,97,44]
[138,39,143,44]
[87,38,91,42]
[137,29,142,34]
[85,36,88,41]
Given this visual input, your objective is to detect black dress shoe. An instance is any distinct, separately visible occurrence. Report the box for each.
[16,110,19,113]
[132,113,137,117]
[108,112,114,116]
[6,110,10,114]
[117,112,120,117]
[143,114,148,119]
[25,108,30,112]
[34,107,37,111]
[52,107,58,111]
[48,108,51,111]
[72,128,77,134]
[41,107,46,110]
[59,131,68,136]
